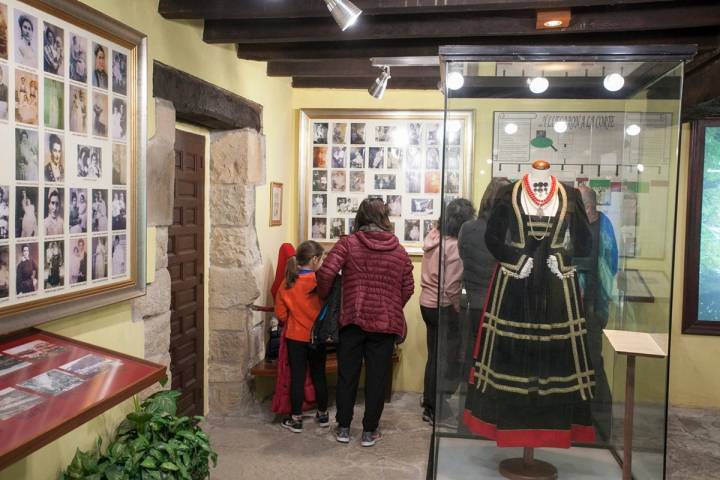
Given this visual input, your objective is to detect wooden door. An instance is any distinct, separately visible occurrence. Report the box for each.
[169,130,205,417]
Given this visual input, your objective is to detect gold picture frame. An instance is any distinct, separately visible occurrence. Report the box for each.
[270,181,283,226]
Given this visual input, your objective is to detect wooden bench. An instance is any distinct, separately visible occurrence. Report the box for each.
[251,351,400,403]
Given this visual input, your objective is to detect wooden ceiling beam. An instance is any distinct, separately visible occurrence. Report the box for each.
[291,76,440,89]
[159,0,672,20]
[204,3,720,45]
[268,60,437,78]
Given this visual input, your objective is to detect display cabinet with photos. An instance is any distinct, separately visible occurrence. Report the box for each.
[430,46,691,480]
[299,109,473,253]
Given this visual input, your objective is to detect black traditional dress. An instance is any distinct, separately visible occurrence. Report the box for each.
[463,179,596,448]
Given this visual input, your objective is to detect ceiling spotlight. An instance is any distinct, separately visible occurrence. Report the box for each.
[553,120,568,133]
[604,73,625,92]
[528,76,549,94]
[626,124,641,136]
[504,123,519,135]
[536,9,571,29]
[325,0,362,31]
[369,66,391,99]
[446,71,465,90]
[544,19,563,27]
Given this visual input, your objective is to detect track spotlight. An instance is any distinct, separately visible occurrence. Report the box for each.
[325,0,362,31]
[369,66,391,99]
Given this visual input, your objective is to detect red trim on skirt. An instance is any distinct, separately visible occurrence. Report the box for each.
[463,409,596,449]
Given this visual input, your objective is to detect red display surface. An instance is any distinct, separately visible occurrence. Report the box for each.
[0,329,166,471]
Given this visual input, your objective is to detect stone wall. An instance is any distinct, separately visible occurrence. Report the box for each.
[208,129,266,416]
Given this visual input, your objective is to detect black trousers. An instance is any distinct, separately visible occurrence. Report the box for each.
[335,325,395,432]
[286,338,328,416]
[421,305,461,414]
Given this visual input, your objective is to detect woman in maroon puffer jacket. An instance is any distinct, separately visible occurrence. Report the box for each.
[316,198,414,447]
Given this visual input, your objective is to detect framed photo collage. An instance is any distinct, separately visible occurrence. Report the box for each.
[301,110,473,253]
[0,0,135,316]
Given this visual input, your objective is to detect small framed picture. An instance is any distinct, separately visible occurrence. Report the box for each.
[270,182,283,226]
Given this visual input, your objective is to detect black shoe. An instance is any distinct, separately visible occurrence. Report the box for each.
[316,410,330,428]
[281,416,303,433]
[422,407,434,423]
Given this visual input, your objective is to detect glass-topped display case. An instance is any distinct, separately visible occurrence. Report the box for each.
[429,46,693,479]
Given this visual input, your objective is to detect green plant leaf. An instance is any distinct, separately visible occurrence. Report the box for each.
[140,456,157,469]
[160,461,179,472]
[105,464,125,480]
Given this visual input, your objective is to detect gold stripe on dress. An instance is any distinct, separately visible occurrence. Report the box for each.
[477,363,595,385]
[551,183,569,249]
[563,275,587,401]
[482,322,588,341]
[484,312,586,331]
[473,372,596,396]
[511,180,525,248]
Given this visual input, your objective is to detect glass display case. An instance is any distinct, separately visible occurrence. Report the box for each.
[429,46,693,479]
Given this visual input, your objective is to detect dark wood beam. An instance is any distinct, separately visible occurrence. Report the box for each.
[292,76,440,89]
[159,0,672,20]
[236,29,720,61]
[268,60,437,78]
[683,51,720,120]
[204,3,720,44]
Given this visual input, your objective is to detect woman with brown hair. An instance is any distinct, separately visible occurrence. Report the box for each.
[317,198,414,447]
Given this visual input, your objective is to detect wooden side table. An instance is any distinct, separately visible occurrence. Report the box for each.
[603,329,668,480]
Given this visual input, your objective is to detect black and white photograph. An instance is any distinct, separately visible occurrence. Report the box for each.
[14,10,37,68]
[61,353,121,377]
[0,186,9,240]
[423,219,435,239]
[4,339,65,359]
[311,194,327,215]
[350,123,365,144]
[44,133,64,182]
[426,147,440,170]
[0,246,7,300]
[92,236,107,280]
[427,123,441,145]
[311,217,326,239]
[409,123,422,145]
[331,171,346,192]
[337,197,361,214]
[313,146,328,168]
[374,125,394,143]
[92,91,108,137]
[374,174,396,190]
[44,78,64,130]
[69,238,87,284]
[329,218,345,239]
[446,122,462,145]
[112,144,127,184]
[111,98,127,141]
[43,22,64,75]
[15,69,38,125]
[411,198,434,215]
[15,243,38,294]
[69,188,88,234]
[407,146,422,170]
[387,147,403,169]
[15,187,38,238]
[0,354,30,377]
[20,369,85,396]
[16,128,38,181]
[92,42,108,89]
[0,387,43,421]
[331,146,346,168]
[111,234,126,276]
[368,147,384,169]
[447,171,460,194]
[112,51,127,95]
[313,122,328,144]
[332,123,347,144]
[111,190,127,230]
[77,145,102,179]
[0,64,8,120]
[44,240,64,289]
[446,146,461,169]
[347,218,355,234]
[69,85,87,134]
[406,171,421,193]
[349,147,365,168]
[43,187,64,236]
[387,195,402,217]
[312,170,328,192]
[69,33,87,82]
[404,219,421,242]
[92,189,108,232]
[349,171,365,192]
[0,4,7,61]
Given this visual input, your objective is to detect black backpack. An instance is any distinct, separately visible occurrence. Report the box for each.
[311,276,341,347]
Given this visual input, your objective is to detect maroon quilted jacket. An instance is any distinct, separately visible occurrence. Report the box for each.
[316,231,414,342]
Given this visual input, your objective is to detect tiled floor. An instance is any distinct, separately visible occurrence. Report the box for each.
[204,396,719,479]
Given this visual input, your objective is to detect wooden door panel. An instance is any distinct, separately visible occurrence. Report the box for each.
[169,130,205,417]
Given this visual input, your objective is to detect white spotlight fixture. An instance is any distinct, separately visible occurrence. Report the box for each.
[528,76,549,94]
[446,71,465,90]
[637,163,645,172]
[603,73,625,92]
[324,0,362,31]
[368,66,391,99]
[626,124,641,136]
[504,123,519,135]
[553,120,568,133]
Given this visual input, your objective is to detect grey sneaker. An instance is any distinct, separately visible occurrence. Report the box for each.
[361,430,382,447]
[335,426,350,444]
[316,411,330,428]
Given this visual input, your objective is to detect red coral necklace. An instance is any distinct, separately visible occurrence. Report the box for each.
[523,174,557,207]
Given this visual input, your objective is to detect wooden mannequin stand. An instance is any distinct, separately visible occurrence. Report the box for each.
[499,448,558,480]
